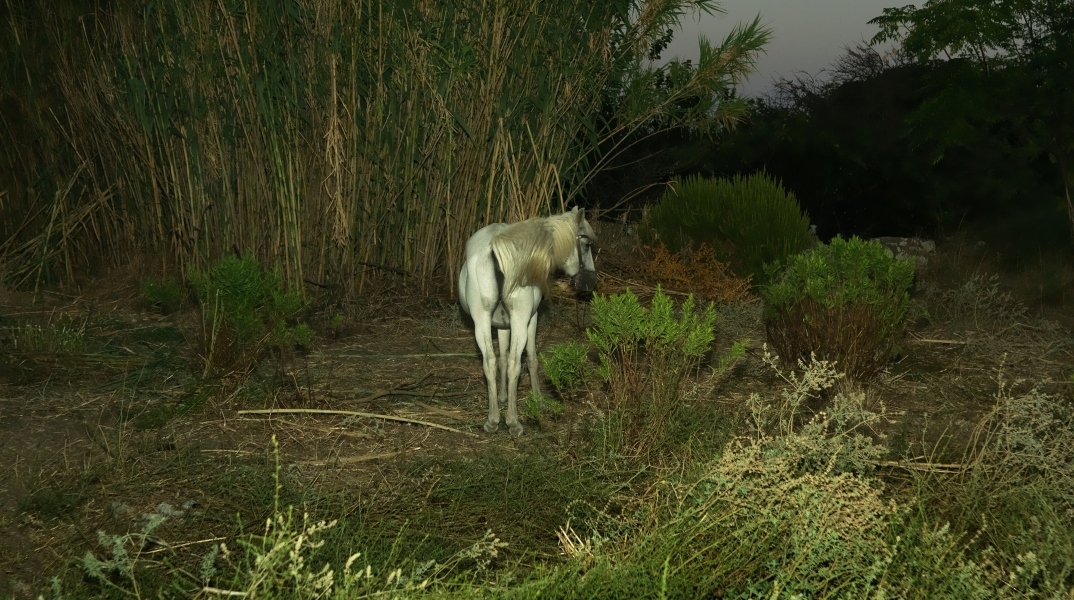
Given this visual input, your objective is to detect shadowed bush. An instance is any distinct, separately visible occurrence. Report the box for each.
[762,235,915,381]
[140,277,186,314]
[188,254,311,377]
[642,172,814,284]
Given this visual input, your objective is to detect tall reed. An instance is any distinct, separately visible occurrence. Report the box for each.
[1,0,769,296]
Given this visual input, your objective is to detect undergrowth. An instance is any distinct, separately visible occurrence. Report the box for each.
[640,242,753,304]
[35,355,1074,599]
[187,253,313,378]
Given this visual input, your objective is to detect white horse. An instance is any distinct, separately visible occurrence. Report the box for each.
[458,207,597,436]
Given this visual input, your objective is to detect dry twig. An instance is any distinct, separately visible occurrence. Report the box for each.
[237,408,478,436]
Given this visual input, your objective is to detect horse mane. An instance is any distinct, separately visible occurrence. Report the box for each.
[490,211,584,295]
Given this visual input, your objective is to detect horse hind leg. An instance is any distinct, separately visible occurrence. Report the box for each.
[526,313,541,398]
[497,328,510,408]
[473,316,501,433]
[505,318,529,437]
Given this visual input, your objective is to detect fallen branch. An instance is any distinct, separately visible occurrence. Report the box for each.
[297,450,407,467]
[412,401,466,421]
[199,587,247,597]
[237,408,478,437]
[596,271,690,297]
[337,389,470,405]
[910,338,968,345]
[875,459,969,473]
[329,352,478,359]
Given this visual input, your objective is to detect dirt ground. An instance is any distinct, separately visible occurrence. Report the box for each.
[1,223,1072,598]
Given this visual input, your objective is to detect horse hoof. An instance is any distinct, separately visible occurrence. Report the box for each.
[483,421,500,433]
[508,423,524,437]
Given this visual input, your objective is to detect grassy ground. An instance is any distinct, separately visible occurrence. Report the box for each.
[1,222,1072,598]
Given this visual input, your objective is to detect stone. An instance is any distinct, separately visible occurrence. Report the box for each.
[871,236,936,269]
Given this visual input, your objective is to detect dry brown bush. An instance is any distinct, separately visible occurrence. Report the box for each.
[765,299,902,382]
[640,243,753,304]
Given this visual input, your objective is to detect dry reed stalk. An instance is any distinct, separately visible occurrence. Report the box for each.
[3,0,768,298]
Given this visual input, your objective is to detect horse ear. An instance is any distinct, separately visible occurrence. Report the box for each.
[574,207,584,223]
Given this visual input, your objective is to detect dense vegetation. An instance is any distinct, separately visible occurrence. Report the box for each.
[2,0,1073,598]
[0,0,766,295]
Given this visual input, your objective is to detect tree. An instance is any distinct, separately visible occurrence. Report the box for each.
[871,0,1074,235]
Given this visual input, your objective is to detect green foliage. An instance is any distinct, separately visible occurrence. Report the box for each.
[587,287,719,456]
[187,253,310,376]
[539,341,593,399]
[140,277,185,314]
[522,392,565,424]
[642,172,814,284]
[762,235,915,380]
[870,0,1074,237]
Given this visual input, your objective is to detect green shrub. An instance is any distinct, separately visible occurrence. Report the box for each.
[642,172,814,284]
[540,341,593,400]
[522,391,565,425]
[587,288,719,457]
[140,277,185,313]
[187,253,310,377]
[762,235,915,381]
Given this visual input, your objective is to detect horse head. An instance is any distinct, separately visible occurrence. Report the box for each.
[564,207,598,293]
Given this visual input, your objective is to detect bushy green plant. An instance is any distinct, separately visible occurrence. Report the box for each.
[762,235,915,380]
[522,392,565,424]
[642,172,814,284]
[187,253,310,377]
[587,288,719,456]
[540,341,593,400]
[140,277,185,313]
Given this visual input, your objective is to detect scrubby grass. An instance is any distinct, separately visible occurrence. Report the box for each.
[8,250,1074,599]
[40,352,1072,600]
[4,316,88,355]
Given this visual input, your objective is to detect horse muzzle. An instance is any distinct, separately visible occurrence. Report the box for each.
[573,269,598,293]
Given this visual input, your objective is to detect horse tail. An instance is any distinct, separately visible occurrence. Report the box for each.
[491,224,554,296]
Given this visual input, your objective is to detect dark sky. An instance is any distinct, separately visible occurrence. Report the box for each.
[665,0,901,97]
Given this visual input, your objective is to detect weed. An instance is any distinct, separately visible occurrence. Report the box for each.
[747,348,887,476]
[925,273,1028,331]
[140,277,185,314]
[187,253,310,377]
[522,391,564,424]
[18,485,86,521]
[80,505,173,597]
[539,341,594,400]
[6,316,87,355]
